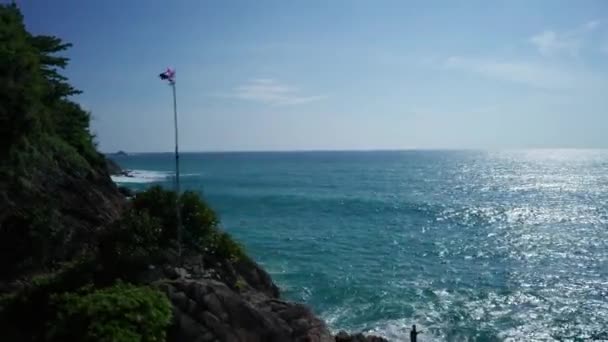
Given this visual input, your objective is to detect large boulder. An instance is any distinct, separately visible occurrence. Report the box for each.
[158,279,334,342]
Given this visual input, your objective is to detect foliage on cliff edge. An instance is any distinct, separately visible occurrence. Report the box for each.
[0,4,122,281]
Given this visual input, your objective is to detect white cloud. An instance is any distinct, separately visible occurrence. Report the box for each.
[444,56,580,89]
[529,19,601,56]
[584,20,601,31]
[230,79,325,106]
[529,30,580,56]
[445,18,608,91]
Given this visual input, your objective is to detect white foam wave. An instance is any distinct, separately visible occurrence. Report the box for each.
[111,169,173,184]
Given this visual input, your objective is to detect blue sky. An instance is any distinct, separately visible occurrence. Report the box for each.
[18,0,608,151]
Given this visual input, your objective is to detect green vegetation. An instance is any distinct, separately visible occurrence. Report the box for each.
[0,183,248,340]
[132,185,247,261]
[0,259,97,341]
[97,210,166,283]
[1,272,171,342]
[49,283,171,342]
[0,3,106,280]
[0,4,101,167]
[0,188,250,342]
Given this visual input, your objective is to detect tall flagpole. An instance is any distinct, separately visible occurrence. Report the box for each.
[160,67,182,259]
[171,81,182,260]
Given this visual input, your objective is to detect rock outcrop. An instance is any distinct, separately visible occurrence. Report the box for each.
[0,151,125,282]
[160,279,333,342]
[130,254,387,342]
[156,261,386,342]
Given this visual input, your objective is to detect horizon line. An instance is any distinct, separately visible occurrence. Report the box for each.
[104,147,608,154]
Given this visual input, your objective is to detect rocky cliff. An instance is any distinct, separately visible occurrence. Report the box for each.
[0,4,387,341]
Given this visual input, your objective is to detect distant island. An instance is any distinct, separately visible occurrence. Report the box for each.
[109,150,128,157]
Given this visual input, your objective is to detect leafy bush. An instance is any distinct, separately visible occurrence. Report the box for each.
[48,282,172,342]
[206,230,248,262]
[97,210,165,282]
[0,258,96,341]
[1,257,172,342]
[179,190,220,244]
[132,186,247,261]
[132,185,179,243]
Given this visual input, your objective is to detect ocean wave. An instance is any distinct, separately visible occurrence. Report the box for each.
[111,169,173,184]
[110,169,202,184]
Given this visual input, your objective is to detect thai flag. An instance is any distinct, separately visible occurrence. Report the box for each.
[159,67,176,84]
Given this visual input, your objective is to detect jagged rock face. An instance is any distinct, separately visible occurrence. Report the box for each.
[159,279,334,342]
[41,162,123,232]
[0,153,125,282]
[156,257,388,342]
[233,258,280,298]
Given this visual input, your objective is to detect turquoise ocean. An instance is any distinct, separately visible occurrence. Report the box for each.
[111,150,608,341]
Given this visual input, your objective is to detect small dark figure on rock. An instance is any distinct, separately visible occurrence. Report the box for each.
[410,324,422,342]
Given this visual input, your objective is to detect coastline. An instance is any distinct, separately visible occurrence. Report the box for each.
[106,159,389,341]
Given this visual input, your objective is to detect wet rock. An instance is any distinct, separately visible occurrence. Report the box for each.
[335,331,389,342]
[160,279,333,342]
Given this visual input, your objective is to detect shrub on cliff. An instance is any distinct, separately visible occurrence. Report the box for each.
[1,268,171,342]
[132,186,219,243]
[97,210,165,282]
[206,230,248,262]
[131,185,181,244]
[0,259,96,341]
[48,282,171,342]
[132,186,247,261]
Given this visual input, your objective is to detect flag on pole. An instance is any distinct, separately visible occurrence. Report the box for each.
[159,67,176,84]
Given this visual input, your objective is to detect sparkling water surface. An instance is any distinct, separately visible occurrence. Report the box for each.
[112,150,608,341]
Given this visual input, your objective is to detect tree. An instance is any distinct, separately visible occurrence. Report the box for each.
[0,3,105,279]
